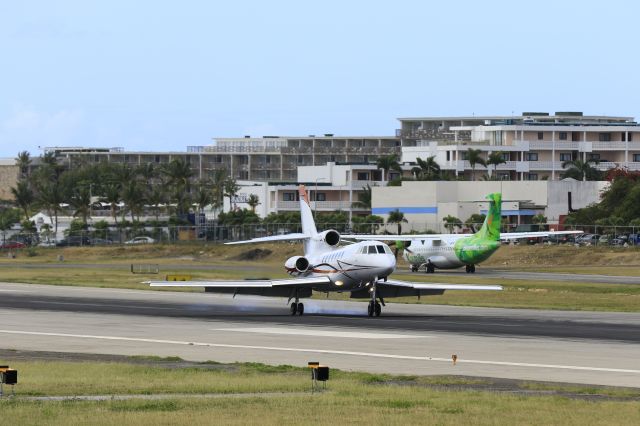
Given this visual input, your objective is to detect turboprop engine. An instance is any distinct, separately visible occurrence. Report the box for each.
[285,256,310,274]
[317,229,341,247]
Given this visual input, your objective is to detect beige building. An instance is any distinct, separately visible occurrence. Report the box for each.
[49,135,399,183]
[0,159,19,201]
[399,112,640,180]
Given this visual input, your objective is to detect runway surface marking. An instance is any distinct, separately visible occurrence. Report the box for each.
[210,327,428,339]
[31,300,177,310]
[2,329,638,375]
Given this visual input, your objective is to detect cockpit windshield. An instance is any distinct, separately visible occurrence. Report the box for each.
[359,244,391,255]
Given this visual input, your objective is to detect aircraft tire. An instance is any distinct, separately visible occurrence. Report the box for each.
[367,302,374,317]
[374,302,381,317]
[297,303,304,315]
[290,302,297,315]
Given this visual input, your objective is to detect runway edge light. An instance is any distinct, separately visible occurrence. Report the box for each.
[0,365,18,397]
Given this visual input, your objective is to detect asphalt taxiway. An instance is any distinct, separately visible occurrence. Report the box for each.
[0,282,638,387]
[1,262,638,285]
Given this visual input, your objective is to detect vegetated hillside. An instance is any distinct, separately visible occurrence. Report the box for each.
[484,244,640,268]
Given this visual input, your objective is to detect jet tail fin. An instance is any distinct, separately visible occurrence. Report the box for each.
[475,193,501,241]
[299,185,318,254]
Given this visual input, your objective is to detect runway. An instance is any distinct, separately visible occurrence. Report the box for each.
[428,268,640,285]
[1,282,639,388]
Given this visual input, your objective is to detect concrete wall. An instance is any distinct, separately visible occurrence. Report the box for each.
[546,180,608,221]
[371,180,605,230]
[0,164,19,201]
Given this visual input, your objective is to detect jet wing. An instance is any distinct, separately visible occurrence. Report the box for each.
[499,230,583,240]
[344,234,449,242]
[379,278,502,291]
[147,276,331,288]
[224,233,308,245]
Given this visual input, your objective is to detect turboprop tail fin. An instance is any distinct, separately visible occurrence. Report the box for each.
[475,193,502,241]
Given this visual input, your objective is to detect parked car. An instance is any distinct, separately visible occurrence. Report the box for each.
[90,238,113,245]
[578,234,601,246]
[56,236,92,247]
[124,236,155,245]
[609,238,627,246]
[38,240,57,248]
[0,241,26,249]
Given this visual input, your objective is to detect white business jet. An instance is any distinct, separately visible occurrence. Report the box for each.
[148,186,501,316]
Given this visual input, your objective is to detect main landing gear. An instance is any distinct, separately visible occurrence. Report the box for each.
[367,301,381,317]
[290,301,304,315]
[465,264,476,273]
[425,261,435,274]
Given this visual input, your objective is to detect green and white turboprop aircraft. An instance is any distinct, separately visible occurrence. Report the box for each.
[349,193,582,274]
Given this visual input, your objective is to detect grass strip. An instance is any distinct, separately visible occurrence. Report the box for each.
[0,358,638,425]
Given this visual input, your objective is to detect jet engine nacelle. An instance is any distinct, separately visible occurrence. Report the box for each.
[317,229,341,247]
[285,256,310,273]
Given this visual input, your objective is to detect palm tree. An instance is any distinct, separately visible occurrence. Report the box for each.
[224,178,240,211]
[387,209,407,235]
[412,156,441,180]
[10,181,34,220]
[35,180,65,240]
[195,182,212,214]
[561,159,602,181]
[146,186,167,221]
[69,186,92,224]
[464,213,486,233]
[162,158,194,215]
[443,215,462,233]
[376,154,402,182]
[352,184,372,210]
[486,151,506,178]
[531,213,547,231]
[121,180,145,222]
[15,151,31,178]
[42,151,58,167]
[102,183,122,225]
[210,168,227,216]
[0,209,20,244]
[467,148,486,181]
[247,194,260,213]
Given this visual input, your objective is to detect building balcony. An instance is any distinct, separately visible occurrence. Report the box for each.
[277,201,357,211]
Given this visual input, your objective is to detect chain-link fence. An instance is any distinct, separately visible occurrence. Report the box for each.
[3,223,640,249]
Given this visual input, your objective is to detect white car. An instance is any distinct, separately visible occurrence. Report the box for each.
[124,236,156,245]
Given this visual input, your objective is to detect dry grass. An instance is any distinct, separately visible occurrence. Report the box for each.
[0,360,638,425]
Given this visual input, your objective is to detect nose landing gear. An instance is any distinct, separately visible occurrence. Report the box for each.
[367,281,383,317]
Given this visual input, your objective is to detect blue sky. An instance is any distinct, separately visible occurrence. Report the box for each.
[1,0,638,158]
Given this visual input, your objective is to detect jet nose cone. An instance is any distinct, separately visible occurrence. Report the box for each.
[385,254,396,275]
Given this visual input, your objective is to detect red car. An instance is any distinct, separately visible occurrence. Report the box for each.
[0,241,26,249]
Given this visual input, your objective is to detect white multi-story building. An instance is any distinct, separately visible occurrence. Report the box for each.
[399,112,640,180]
[226,163,386,220]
